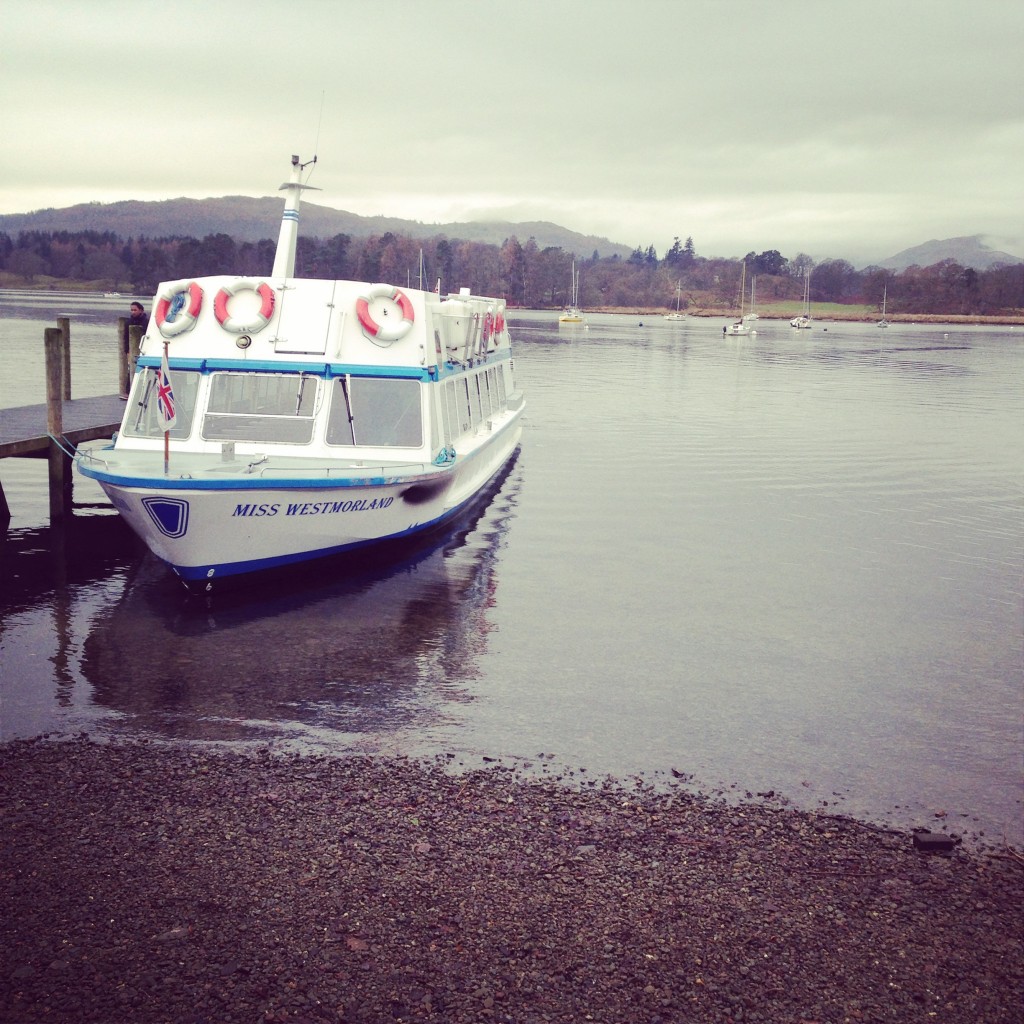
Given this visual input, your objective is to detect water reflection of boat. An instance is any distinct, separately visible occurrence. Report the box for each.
[80,459,520,745]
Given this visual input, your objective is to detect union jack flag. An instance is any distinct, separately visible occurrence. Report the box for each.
[157,349,177,431]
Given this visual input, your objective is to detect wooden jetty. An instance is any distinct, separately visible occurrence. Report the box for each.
[0,319,141,522]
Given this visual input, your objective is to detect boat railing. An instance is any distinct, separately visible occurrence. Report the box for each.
[251,461,440,480]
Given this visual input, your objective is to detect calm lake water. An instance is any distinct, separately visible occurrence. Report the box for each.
[1,291,1022,846]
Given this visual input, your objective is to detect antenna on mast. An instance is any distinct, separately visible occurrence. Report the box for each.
[272,154,321,280]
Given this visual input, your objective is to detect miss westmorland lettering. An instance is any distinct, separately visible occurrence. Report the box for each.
[232,497,396,518]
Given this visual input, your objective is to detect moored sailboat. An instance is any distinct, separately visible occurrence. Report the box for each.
[790,270,812,329]
[558,260,585,324]
[76,155,525,590]
[724,262,753,336]
[665,280,686,321]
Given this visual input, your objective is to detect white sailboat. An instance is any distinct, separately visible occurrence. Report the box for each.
[743,275,759,321]
[559,260,584,324]
[665,280,686,321]
[878,285,890,327]
[790,270,812,329]
[724,262,753,336]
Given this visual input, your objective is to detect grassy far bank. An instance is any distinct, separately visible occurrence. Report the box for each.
[3,273,1022,325]
[599,301,1024,325]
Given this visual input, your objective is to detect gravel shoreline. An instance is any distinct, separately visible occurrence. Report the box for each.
[2,738,1021,1023]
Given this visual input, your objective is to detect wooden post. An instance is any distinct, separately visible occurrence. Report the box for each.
[127,324,144,398]
[117,317,129,397]
[128,325,144,371]
[57,316,72,400]
[45,327,70,522]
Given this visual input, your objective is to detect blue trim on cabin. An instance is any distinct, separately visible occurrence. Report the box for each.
[136,356,434,380]
[137,351,505,383]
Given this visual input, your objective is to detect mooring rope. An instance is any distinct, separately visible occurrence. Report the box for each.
[46,433,78,459]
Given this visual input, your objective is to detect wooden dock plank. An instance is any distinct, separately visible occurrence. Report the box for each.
[0,395,125,458]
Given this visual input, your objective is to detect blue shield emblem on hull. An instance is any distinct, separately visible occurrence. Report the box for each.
[142,497,190,538]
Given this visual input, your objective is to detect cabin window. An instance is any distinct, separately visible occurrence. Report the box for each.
[445,381,460,439]
[477,372,492,420]
[122,368,201,440]
[326,377,422,448]
[430,396,441,453]
[202,372,318,444]
[456,378,473,433]
[467,373,482,426]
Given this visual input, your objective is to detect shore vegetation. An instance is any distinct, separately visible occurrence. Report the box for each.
[2,229,1022,321]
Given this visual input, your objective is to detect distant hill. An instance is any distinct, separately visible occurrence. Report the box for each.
[0,196,633,260]
[874,235,1023,272]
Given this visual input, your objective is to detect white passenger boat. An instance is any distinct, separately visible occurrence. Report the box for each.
[77,156,525,591]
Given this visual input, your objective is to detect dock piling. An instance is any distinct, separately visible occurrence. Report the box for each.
[57,316,72,400]
[44,327,71,521]
[0,316,128,524]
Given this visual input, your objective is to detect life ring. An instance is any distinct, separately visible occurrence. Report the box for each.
[155,281,203,338]
[493,303,506,337]
[356,284,415,345]
[214,279,275,334]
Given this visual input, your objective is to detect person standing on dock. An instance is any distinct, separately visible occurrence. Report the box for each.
[128,301,149,333]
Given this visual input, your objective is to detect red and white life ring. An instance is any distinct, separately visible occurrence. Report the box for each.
[493,302,506,337]
[356,284,415,345]
[213,279,276,334]
[155,280,203,338]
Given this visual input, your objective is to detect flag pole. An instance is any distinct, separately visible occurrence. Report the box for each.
[163,340,170,476]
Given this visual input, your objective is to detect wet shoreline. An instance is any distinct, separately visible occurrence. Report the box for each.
[3,738,1021,1023]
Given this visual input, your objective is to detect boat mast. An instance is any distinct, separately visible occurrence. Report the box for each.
[272,155,321,280]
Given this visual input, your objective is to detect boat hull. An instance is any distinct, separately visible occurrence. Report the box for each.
[81,421,521,587]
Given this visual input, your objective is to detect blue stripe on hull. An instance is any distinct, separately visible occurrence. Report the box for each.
[170,447,520,584]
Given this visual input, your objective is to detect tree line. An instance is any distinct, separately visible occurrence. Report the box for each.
[1,228,1021,316]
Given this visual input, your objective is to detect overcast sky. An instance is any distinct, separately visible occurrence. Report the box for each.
[3,0,1021,264]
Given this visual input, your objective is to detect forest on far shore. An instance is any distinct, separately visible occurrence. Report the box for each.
[2,228,1022,317]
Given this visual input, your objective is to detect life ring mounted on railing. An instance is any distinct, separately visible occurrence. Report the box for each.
[214,279,276,334]
[356,284,415,346]
[155,281,204,338]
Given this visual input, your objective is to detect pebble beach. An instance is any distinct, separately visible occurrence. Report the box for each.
[2,738,1022,1023]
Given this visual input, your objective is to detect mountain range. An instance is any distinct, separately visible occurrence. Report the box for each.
[1,197,1020,272]
[0,196,633,260]
[873,235,1022,272]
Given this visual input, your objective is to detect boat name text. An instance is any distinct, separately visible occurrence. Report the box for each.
[232,498,395,518]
